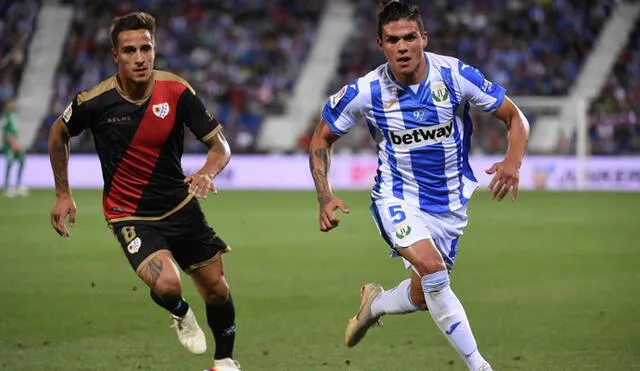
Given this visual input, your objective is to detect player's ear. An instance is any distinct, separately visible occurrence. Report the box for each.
[377,37,383,51]
[111,47,118,64]
[422,31,428,49]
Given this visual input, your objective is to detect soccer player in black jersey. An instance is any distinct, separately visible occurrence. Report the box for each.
[48,12,240,371]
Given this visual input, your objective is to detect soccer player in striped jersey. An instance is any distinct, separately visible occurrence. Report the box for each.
[309,1,529,370]
[48,12,240,371]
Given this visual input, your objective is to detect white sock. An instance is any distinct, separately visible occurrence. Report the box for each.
[370,279,421,317]
[421,270,488,370]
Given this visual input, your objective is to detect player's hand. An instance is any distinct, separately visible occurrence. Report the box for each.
[184,172,217,200]
[51,194,77,237]
[11,143,21,153]
[318,194,350,232]
[485,159,521,201]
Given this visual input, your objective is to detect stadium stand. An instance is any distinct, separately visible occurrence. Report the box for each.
[7,0,637,157]
[32,0,326,153]
[326,0,617,97]
[0,0,41,103]
[297,0,619,155]
[588,21,639,154]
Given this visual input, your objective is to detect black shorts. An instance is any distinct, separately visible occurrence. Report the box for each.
[110,198,229,274]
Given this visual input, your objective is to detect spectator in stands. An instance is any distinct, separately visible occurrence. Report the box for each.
[589,24,640,154]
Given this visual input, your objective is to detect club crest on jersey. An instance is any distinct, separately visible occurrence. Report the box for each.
[152,102,170,119]
[62,102,73,123]
[329,85,348,109]
[394,223,412,240]
[127,237,142,254]
[431,83,450,105]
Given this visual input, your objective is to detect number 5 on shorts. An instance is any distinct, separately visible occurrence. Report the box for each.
[388,205,406,224]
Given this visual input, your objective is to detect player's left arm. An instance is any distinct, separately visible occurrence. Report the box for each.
[185,131,231,199]
[456,60,529,201]
[488,97,530,201]
[179,87,231,199]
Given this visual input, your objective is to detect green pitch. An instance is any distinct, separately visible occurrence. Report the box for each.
[0,190,638,370]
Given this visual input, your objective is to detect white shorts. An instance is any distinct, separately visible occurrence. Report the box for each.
[370,198,469,271]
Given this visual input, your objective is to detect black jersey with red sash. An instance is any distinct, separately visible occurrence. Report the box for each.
[61,70,220,222]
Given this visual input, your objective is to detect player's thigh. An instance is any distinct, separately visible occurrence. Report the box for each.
[370,198,435,259]
[371,199,464,272]
[110,221,178,287]
[166,199,231,275]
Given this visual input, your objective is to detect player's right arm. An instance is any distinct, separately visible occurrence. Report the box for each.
[48,118,76,237]
[48,98,88,237]
[309,119,350,232]
[309,82,362,232]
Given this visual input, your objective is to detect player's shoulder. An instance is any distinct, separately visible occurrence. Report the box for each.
[427,52,489,86]
[349,65,385,96]
[426,52,463,72]
[153,70,196,95]
[76,75,118,106]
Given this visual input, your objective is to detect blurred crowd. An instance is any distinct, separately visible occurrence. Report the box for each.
[31,0,325,153]
[0,0,40,103]
[327,0,616,97]
[4,0,639,156]
[588,23,640,154]
[301,0,618,155]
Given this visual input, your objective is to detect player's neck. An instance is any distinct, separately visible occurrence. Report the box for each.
[391,57,428,85]
[116,72,154,101]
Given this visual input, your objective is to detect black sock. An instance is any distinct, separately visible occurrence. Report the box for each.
[150,290,189,317]
[207,293,236,360]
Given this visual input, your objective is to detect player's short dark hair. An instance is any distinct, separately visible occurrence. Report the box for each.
[110,11,156,48]
[377,0,424,38]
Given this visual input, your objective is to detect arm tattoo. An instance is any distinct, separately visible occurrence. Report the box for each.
[310,148,332,205]
[143,257,163,288]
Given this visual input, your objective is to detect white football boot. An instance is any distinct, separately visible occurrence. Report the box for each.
[344,283,384,347]
[204,357,242,371]
[472,362,494,371]
[171,308,207,354]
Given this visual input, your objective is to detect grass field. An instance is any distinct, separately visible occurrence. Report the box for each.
[0,190,638,371]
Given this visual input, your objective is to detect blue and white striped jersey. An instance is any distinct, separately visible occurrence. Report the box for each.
[322,52,506,214]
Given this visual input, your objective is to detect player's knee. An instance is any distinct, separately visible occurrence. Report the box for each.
[201,276,229,305]
[152,276,182,298]
[413,258,447,276]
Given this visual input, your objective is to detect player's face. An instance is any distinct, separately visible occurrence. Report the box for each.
[113,29,155,84]
[378,19,428,84]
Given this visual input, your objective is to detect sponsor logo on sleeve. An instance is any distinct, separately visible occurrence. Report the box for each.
[62,102,73,123]
[329,85,348,109]
[481,79,494,93]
